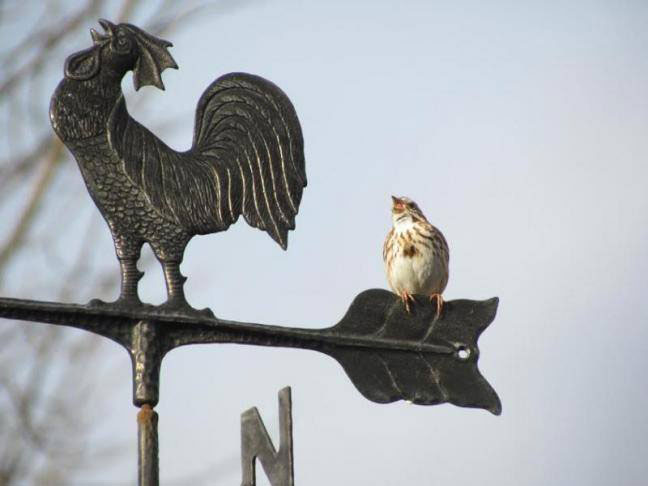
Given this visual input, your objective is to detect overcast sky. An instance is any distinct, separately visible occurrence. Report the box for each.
[4,0,648,484]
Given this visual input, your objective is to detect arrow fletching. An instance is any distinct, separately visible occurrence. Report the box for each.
[322,289,501,415]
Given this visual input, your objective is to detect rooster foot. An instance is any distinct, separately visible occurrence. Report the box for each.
[87,296,152,311]
[156,297,214,319]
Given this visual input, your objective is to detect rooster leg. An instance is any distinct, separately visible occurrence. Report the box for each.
[89,238,144,307]
[118,255,144,305]
[158,259,214,317]
[161,260,188,309]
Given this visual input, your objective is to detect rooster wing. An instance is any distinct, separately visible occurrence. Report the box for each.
[107,72,306,249]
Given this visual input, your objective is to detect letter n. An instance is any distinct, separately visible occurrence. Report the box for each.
[241,387,294,486]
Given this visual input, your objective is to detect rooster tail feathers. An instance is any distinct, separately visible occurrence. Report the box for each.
[109,73,306,249]
[192,72,306,249]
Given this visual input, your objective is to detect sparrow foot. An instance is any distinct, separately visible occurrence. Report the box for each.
[429,293,444,320]
[400,290,416,314]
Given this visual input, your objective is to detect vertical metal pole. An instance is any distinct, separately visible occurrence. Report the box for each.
[138,404,159,486]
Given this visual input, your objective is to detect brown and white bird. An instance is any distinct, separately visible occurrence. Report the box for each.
[383,196,449,317]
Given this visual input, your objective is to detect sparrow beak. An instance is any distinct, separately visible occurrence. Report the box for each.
[391,195,402,207]
[391,195,406,212]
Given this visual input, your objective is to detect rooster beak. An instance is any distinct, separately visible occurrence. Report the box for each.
[391,195,402,206]
[91,19,114,45]
[98,18,116,37]
[90,28,108,45]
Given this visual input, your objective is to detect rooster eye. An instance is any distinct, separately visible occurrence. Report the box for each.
[114,35,131,53]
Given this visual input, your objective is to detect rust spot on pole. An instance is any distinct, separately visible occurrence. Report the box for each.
[138,403,155,425]
[138,404,159,486]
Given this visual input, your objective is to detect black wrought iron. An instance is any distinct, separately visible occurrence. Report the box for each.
[241,387,294,486]
[1,18,502,486]
[0,292,499,483]
[50,19,306,315]
[138,404,159,485]
[0,291,500,414]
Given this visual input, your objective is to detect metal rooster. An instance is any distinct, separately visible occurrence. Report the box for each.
[50,20,306,313]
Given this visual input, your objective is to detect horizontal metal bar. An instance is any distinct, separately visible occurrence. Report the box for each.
[0,296,456,355]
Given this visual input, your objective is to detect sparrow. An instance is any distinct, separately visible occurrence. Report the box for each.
[383,196,449,317]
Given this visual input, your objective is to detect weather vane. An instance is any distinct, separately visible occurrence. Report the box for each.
[1,19,500,485]
[51,19,306,315]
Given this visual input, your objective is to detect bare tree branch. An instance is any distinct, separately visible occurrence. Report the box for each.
[0,1,103,97]
[0,1,249,483]
[0,0,220,483]
[0,135,52,196]
[0,139,63,280]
